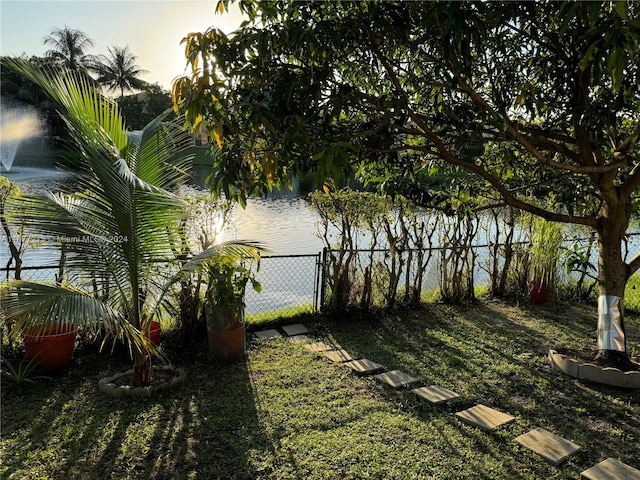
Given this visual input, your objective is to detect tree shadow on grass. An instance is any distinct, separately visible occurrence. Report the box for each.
[0,345,276,480]
[325,301,640,478]
[3,305,638,479]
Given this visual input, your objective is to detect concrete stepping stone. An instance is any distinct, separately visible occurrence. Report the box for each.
[374,370,420,389]
[305,341,334,352]
[282,323,309,336]
[455,404,515,431]
[286,334,310,343]
[323,349,357,363]
[515,427,582,466]
[581,457,640,480]
[253,329,282,339]
[343,358,384,375]
[412,385,460,404]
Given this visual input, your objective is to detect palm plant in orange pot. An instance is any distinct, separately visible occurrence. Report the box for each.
[164,242,266,360]
[0,59,261,385]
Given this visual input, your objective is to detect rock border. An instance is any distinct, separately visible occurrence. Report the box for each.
[99,367,187,398]
[548,349,640,389]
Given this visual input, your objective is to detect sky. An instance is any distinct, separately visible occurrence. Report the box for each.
[0,0,246,91]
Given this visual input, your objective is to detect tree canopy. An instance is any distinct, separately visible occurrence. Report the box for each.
[174,1,638,278]
[116,83,173,130]
[43,26,99,77]
[174,1,640,354]
[97,45,148,99]
[175,1,638,210]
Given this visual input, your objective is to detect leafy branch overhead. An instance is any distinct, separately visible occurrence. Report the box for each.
[174,1,639,354]
[174,1,638,218]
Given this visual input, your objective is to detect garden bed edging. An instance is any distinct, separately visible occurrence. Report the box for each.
[548,349,640,389]
[98,367,187,398]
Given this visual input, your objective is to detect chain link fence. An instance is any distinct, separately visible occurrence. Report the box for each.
[0,253,324,323]
[245,254,321,321]
[2,233,640,320]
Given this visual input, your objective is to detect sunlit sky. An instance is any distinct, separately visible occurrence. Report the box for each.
[0,0,246,91]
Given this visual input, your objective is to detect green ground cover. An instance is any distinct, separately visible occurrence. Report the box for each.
[626,273,640,312]
[1,300,638,480]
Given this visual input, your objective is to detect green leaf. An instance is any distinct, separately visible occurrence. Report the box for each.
[614,0,628,20]
[607,47,627,93]
[579,41,601,71]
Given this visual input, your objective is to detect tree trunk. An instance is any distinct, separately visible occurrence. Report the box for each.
[1,210,22,279]
[133,349,151,387]
[595,202,630,359]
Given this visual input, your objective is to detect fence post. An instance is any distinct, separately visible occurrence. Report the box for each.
[313,251,321,312]
[318,247,328,310]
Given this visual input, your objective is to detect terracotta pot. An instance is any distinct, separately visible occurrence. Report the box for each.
[22,324,76,372]
[149,321,161,346]
[529,282,550,305]
[207,323,245,360]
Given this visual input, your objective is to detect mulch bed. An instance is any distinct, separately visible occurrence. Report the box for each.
[555,347,640,372]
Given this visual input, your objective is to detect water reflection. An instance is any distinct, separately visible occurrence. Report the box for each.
[190,165,322,255]
[1,165,323,272]
[222,196,321,255]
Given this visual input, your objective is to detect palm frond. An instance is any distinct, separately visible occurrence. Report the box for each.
[5,57,128,157]
[127,111,193,190]
[2,59,200,360]
[0,281,152,353]
[161,241,268,291]
[152,241,268,319]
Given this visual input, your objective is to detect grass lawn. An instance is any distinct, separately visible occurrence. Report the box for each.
[1,299,638,480]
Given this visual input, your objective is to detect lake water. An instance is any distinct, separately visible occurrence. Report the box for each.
[4,165,639,316]
[0,166,325,316]
[0,167,324,265]
[220,191,323,256]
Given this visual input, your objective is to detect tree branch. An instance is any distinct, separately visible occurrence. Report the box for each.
[627,250,640,277]
[614,124,640,160]
[454,76,625,174]
[620,160,640,199]
[367,33,598,229]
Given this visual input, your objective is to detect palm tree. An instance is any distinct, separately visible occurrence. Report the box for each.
[43,26,99,76]
[0,59,264,386]
[97,46,148,99]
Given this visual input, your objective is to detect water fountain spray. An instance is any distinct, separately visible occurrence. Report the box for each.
[0,98,43,174]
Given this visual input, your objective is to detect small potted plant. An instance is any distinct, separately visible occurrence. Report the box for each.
[528,216,564,304]
[203,254,262,360]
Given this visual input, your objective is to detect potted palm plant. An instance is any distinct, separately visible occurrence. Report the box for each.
[163,241,266,360]
[0,59,257,387]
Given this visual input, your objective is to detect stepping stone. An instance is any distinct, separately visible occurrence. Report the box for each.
[412,385,460,404]
[287,334,310,343]
[455,404,515,431]
[323,349,357,363]
[282,323,309,336]
[515,427,582,466]
[253,329,282,339]
[305,341,334,352]
[343,358,384,375]
[581,458,640,480]
[374,370,420,389]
